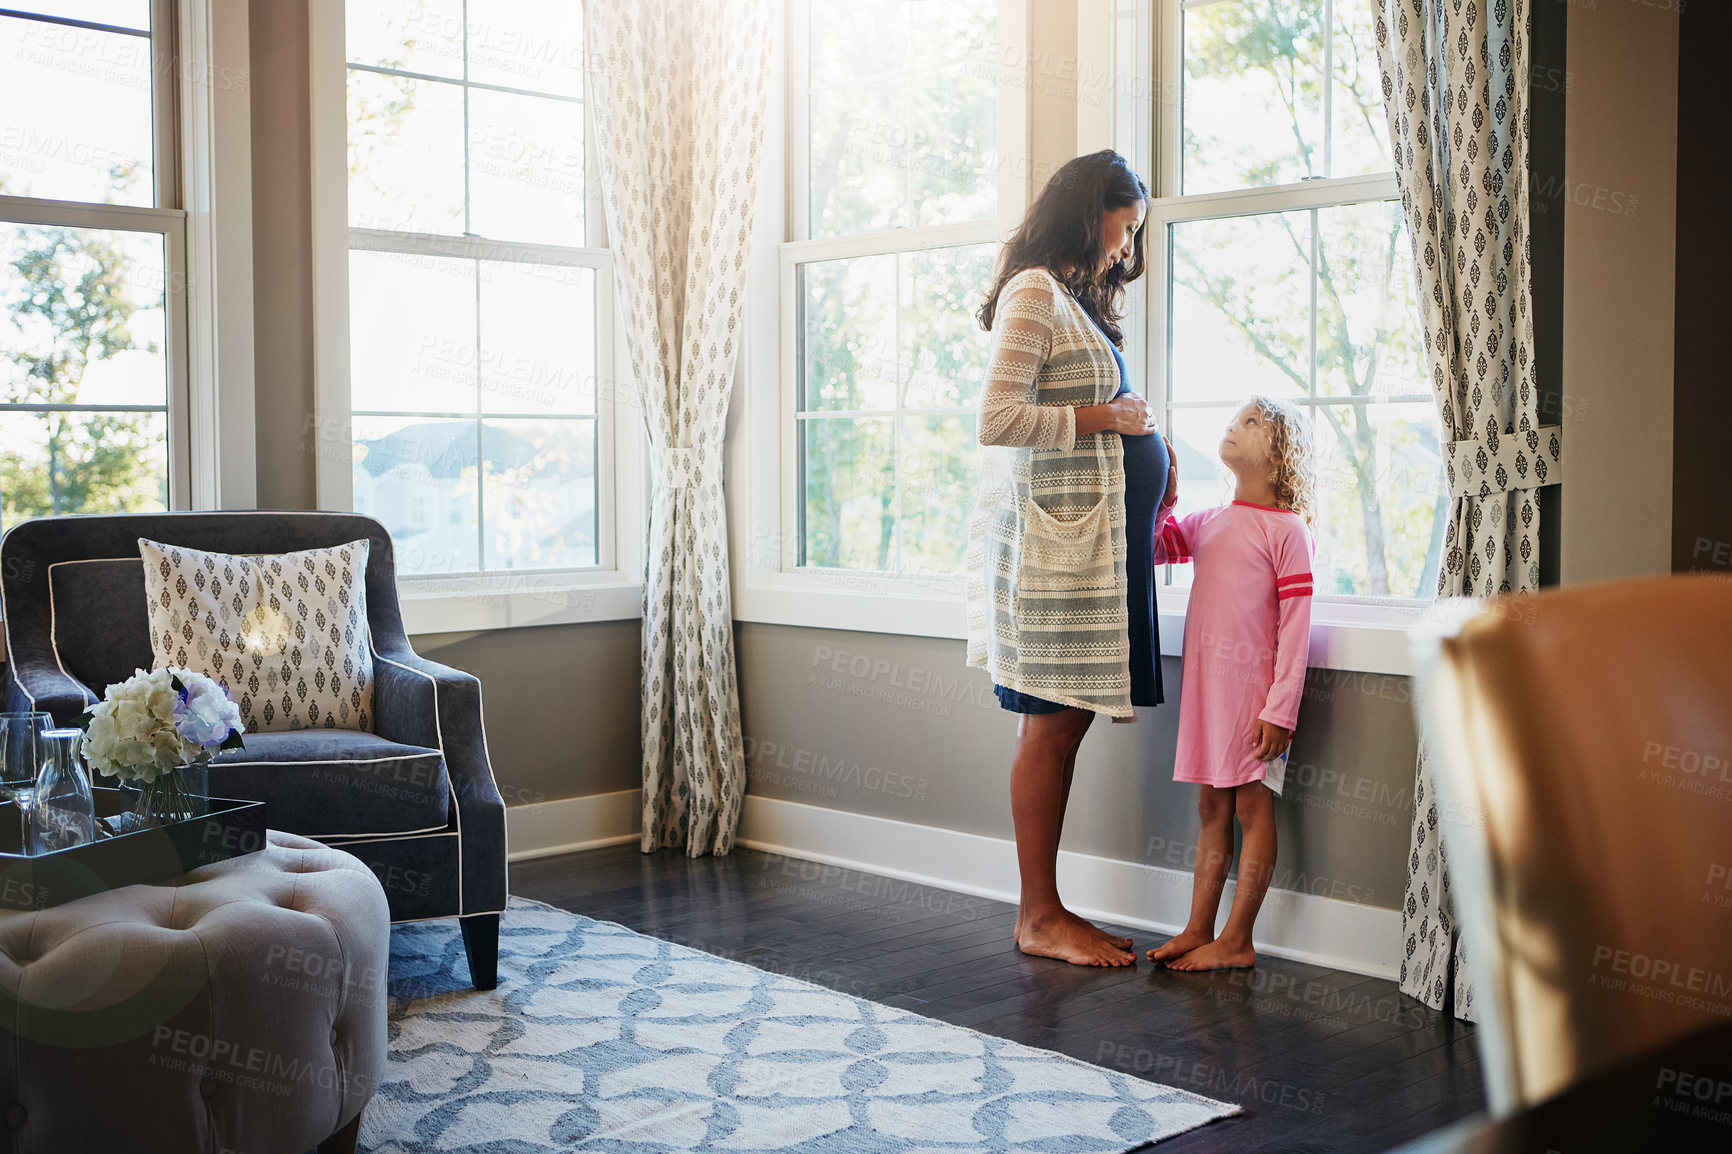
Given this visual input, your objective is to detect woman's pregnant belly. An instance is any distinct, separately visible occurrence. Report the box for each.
[1116,381,1169,521]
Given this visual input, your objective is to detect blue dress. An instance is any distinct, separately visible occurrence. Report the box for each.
[1108,341,1168,707]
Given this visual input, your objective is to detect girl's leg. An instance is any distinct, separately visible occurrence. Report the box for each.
[1169,782,1274,971]
[1011,709,1133,966]
[1147,785,1235,963]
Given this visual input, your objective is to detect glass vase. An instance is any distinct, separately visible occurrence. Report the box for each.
[132,760,210,827]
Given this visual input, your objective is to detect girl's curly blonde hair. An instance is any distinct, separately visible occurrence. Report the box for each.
[1247,394,1316,525]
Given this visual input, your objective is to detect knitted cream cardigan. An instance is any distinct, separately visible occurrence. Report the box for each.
[964,266,1131,716]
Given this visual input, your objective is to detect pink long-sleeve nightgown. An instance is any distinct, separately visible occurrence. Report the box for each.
[1155,500,1314,793]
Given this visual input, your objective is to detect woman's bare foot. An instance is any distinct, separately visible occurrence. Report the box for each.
[1017,914,1136,966]
[1067,911,1133,950]
[1145,928,1213,965]
[1166,939,1256,972]
[1017,906,1134,951]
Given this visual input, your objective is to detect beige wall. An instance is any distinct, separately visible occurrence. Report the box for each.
[416,622,642,806]
[1559,1,1679,583]
[738,624,1420,910]
[249,0,319,510]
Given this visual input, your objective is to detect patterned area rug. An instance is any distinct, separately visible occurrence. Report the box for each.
[358,898,1238,1152]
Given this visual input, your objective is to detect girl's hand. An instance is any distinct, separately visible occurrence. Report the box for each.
[1252,720,1292,761]
[1159,436,1178,511]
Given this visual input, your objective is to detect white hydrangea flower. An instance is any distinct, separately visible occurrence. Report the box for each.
[79,666,244,783]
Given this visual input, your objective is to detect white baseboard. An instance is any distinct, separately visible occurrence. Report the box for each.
[738,795,1401,980]
[506,789,642,861]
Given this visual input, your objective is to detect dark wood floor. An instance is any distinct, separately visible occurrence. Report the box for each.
[511,844,1486,1154]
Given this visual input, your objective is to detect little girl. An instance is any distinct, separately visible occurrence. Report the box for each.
[1146,396,1316,972]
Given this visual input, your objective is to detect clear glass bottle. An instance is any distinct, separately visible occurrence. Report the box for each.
[31,728,94,852]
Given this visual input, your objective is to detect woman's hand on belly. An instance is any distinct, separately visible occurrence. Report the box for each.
[1075,392,1157,436]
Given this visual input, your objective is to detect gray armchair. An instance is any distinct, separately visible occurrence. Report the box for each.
[0,511,506,988]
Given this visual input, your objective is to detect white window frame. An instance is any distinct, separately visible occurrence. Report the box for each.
[1145,0,1430,674]
[732,0,1031,640]
[307,0,643,635]
[0,0,256,516]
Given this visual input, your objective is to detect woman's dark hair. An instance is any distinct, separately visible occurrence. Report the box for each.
[977,149,1149,345]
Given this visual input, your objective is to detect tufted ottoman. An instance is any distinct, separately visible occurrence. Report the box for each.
[0,831,390,1154]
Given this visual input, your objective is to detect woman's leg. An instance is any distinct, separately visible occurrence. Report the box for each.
[1169,782,1274,971]
[1051,742,1134,949]
[1147,784,1234,963]
[1011,708,1134,966]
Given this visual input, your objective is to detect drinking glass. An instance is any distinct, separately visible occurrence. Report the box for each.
[0,712,52,850]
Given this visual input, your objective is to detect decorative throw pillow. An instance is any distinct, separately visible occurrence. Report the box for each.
[137,537,374,732]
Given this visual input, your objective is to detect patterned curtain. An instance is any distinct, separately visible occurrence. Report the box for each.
[1373,0,1562,1018]
[584,0,773,855]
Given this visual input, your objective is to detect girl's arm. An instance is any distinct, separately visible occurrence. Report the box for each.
[1153,504,1193,565]
[1258,520,1316,731]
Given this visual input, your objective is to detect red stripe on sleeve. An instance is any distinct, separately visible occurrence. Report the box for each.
[1157,521,1190,561]
[1276,585,1313,601]
[1276,572,1313,588]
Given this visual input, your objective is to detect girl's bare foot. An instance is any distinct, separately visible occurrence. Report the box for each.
[1017,915,1136,966]
[1146,928,1213,965]
[1166,939,1256,972]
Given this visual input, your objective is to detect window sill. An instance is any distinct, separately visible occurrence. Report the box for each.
[733,576,968,641]
[733,578,1426,677]
[398,575,643,636]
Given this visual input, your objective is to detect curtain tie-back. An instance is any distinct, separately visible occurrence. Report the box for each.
[655,445,723,492]
[1442,425,1563,500]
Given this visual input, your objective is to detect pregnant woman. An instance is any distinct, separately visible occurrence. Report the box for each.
[965,150,1174,967]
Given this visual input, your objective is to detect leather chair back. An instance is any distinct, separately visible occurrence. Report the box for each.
[1412,576,1732,1112]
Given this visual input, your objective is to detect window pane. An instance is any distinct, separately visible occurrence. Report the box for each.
[346,0,462,79]
[1316,201,1427,398]
[1311,402,1445,598]
[802,416,893,570]
[1331,0,1394,180]
[467,0,583,98]
[802,244,995,415]
[900,244,995,409]
[467,89,584,246]
[1,410,165,529]
[1,224,167,406]
[0,15,154,205]
[481,418,595,569]
[347,71,464,233]
[1171,212,1310,403]
[808,0,996,236]
[1,222,169,524]
[478,263,595,416]
[802,254,898,413]
[1183,0,1324,194]
[352,415,479,576]
[349,249,477,414]
[898,414,977,578]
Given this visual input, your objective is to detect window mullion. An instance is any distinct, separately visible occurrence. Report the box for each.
[461,0,472,236]
[1322,0,1334,179]
[1309,207,1318,398]
[153,0,181,210]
